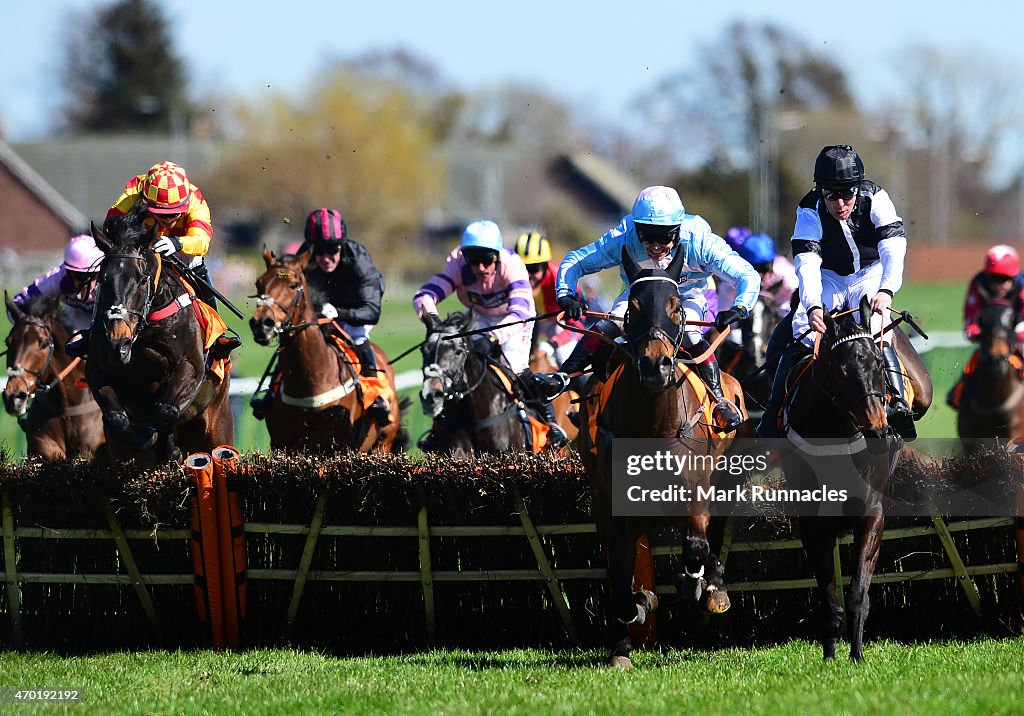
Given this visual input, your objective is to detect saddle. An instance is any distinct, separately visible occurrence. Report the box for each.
[323,332,397,424]
[148,268,231,382]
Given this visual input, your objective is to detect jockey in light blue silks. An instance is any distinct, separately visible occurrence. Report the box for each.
[552,186,760,432]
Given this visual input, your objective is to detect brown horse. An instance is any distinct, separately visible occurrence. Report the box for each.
[4,295,104,459]
[86,204,233,465]
[249,247,405,453]
[577,246,746,669]
[958,301,1024,450]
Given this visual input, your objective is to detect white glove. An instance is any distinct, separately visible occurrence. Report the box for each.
[152,236,181,256]
[320,303,339,320]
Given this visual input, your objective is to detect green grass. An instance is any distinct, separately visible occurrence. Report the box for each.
[1,640,1022,714]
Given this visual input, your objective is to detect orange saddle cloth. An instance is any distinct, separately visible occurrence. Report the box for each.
[326,334,398,425]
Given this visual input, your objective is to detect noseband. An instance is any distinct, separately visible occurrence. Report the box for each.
[422,329,480,403]
[623,275,686,369]
[6,318,56,399]
[251,266,308,336]
[101,252,156,346]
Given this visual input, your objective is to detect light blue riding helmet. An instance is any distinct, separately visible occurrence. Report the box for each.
[461,220,504,252]
[738,233,776,265]
[631,186,685,225]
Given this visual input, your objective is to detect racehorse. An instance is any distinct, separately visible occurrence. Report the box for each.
[86,203,233,465]
[250,247,405,453]
[779,295,900,661]
[4,295,104,459]
[713,291,783,411]
[419,312,553,455]
[957,301,1024,450]
[577,246,746,669]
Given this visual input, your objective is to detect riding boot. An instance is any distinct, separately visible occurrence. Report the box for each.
[694,352,744,433]
[554,318,620,376]
[211,330,242,360]
[520,372,570,447]
[354,340,390,422]
[756,340,805,439]
[65,332,91,359]
[883,344,916,440]
[192,261,218,311]
[250,371,279,421]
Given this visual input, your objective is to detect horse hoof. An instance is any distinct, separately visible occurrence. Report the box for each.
[703,587,731,614]
[608,656,633,670]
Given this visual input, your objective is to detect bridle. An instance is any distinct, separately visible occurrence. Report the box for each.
[250,266,312,337]
[622,275,686,372]
[811,328,887,431]
[5,317,57,402]
[99,251,156,348]
[421,327,486,403]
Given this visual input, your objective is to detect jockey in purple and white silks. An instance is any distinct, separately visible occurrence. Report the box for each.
[11,235,103,356]
[553,186,760,432]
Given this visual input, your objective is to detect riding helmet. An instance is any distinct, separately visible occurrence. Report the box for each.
[304,208,348,247]
[813,145,864,188]
[984,244,1020,278]
[143,161,192,213]
[461,220,504,252]
[631,186,685,226]
[515,231,551,264]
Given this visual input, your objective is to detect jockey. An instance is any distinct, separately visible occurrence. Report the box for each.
[414,220,569,447]
[514,230,583,367]
[757,144,914,440]
[106,161,240,359]
[553,186,760,432]
[12,234,103,356]
[946,244,1024,408]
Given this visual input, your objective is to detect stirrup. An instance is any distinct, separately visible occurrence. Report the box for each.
[712,400,744,432]
[212,332,242,359]
[887,399,916,440]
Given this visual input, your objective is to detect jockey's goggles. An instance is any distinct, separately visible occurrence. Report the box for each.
[820,186,859,201]
[526,262,548,275]
[463,249,498,267]
[636,223,679,246]
[313,242,342,256]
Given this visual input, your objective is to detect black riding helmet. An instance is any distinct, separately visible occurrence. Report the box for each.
[813,145,864,188]
[304,208,348,253]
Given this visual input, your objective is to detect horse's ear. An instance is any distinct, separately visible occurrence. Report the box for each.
[421,312,441,331]
[292,249,313,268]
[665,243,686,281]
[823,307,835,334]
[622,245,642,284]
[859,294,872,330]
[262,244,275,267]
[5,291,24,324]
[91,221,113,254]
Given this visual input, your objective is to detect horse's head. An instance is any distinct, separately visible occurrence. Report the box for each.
[3,294,59,417]
[91,205,159,365]
[250,246,313,345]
[621,245,687,392]
[977,301,1016,367]
[819,294,888,439]
[419,311,472,417]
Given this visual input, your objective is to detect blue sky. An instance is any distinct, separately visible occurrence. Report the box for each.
[4,0,1023,153]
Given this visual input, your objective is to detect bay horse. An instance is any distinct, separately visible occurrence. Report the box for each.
[4,295,104,459]
[576,246,747,669]
[957,301,1024,450]
[780,295,899,661]
[249,247,405,453]
[86,203,233,465]
[419,312,549,455]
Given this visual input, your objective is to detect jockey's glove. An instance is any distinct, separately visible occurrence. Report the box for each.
[152,236,182,256]
[320,303,339,320]
[557,294,585,321]
[715,305,749,332]
[471,334,497,358]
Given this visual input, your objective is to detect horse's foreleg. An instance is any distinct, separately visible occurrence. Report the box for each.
[800,518,843,659]
[604,520,653,669]
[847,514,884,662]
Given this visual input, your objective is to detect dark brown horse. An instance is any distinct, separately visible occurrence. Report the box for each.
[780,295,899,661]
[4,295,104,459]
[577,246,746,669]
[249,247,405,453]
[86,204,233,465]
[957,301,1024,450]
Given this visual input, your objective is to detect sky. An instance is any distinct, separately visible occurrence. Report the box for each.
[3,0,1024,157]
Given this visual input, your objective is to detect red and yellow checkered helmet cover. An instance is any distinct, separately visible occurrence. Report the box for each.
[143,161,191,213]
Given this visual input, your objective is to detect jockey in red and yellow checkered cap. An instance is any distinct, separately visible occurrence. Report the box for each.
[106,161,240,359]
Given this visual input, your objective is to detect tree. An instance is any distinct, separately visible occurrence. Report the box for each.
[207,66,442,275]
[59,0,192,133]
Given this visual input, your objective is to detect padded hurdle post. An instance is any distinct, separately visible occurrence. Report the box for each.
[930,512,984,616]
[514,490,578,646]
[286,491,328,639]
[212,446,247,649]
[417,505,436,645]
[102,500,163,644]
[186,453,225,649]
[1,490,22,649]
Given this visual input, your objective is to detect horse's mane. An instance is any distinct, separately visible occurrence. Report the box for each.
[101,202,154,252]
[440,312,471,332]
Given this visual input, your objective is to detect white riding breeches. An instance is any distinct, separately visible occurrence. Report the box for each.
[791,262,890,348]
[470,312,531,374]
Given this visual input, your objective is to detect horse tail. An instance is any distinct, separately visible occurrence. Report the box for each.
[392,396,413,453]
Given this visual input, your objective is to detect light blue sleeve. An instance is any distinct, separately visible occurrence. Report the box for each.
[555,216,631,298]
[689,218,761,312]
